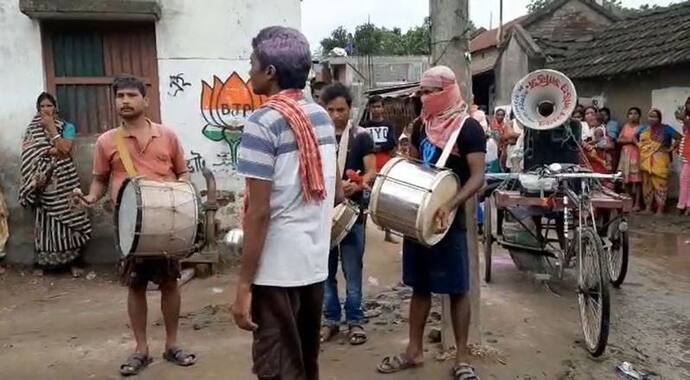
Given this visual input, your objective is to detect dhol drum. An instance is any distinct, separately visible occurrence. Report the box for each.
[221,201,359,255]
[369,157,460,246]
[331,200,360,249]
[116,178,202,258]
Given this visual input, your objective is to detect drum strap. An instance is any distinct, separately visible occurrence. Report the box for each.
[115,127,138,177]
[437,116,470,168]
[337,121,353,175]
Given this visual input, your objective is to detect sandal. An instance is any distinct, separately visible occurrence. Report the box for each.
[320,325,339,343]
[163,347,197,367]
[348,325,368,345]
[119,353,153,376]
[452,363,479,380]
[70,266,84,278]
[377,353,423,374]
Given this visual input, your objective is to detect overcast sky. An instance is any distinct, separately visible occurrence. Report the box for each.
[301,0,678,50]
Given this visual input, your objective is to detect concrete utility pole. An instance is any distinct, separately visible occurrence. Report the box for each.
[429,0,480,350]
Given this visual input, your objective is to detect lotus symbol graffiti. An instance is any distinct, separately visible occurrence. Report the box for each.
[200,72,267,168]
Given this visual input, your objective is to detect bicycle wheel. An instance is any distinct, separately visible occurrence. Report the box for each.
[607,220,629,288]
[577,227,610,357]
[483,195,494,283]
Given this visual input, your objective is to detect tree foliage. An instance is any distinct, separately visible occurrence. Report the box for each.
[319,17,476,56]
[320,26,350,54]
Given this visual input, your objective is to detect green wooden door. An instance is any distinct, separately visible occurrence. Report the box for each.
[43,21,160,135]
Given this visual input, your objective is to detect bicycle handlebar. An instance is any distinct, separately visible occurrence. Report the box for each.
[485,171,623,181]
[485,173,519,180]
[551,172,623,181]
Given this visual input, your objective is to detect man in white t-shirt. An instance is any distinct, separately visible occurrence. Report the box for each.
[232,26,342,380]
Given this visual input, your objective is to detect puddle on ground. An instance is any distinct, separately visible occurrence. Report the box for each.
[630,231,690,275]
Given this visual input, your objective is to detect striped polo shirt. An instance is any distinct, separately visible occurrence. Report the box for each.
[237,99,337,287]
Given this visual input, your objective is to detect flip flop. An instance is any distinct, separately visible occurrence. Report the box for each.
[377,354,423,374]
[348,325,368,345]
[452,363,479,380]
[119,353,152,376]
[163,347,197,367]
[320,325,339,343]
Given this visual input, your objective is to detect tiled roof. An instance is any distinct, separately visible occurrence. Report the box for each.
[470,16,527,52]
[532,36,591,60]
[519,0,619,30]
[549,1,690,78]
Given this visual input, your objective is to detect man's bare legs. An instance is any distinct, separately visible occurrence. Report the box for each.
[159,279,181,351]
[128,286,149,355]
[405,291,431,364]
[128,279,181,354]
[449,293,471,365]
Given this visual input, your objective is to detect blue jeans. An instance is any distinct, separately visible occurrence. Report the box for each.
[323,222,365,327]
[477,201,484,225]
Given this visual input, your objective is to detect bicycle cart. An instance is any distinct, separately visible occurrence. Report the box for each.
[482,164,632,357]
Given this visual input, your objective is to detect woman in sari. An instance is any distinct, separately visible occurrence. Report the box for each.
[676,107,690,215]
[19,92,91,276]
[617,107,643,210]
[638,108,681,215]
[489,108,507,170]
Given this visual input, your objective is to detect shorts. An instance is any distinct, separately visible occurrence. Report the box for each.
[251,282,324,380]
[402,217,469,295]
[119,257,181,288]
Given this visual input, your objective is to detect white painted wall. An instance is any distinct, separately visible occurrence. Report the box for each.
[652,87,690,133]
[0,1,45,165]
[0,0,302,263]
[495,35,529,106]
[156,0,302,193]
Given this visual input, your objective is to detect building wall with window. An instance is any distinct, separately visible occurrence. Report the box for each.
[0,0,301,264]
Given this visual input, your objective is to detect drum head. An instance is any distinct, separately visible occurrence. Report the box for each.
[117,180,140,256]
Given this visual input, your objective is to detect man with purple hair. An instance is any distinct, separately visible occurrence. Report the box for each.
[230,26,342,380]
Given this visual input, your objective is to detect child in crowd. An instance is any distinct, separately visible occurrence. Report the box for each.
[587,126,613,174]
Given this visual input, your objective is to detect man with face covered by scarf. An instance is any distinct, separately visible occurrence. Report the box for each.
[377,66,486,380]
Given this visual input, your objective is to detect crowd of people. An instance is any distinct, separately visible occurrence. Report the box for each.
[10,20,690,379]
[308,65,484,379]
[479,98,690,216]
[8,26,483,379]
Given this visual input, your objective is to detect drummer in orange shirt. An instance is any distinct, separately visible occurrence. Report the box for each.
[76,76,196,376]
[361,95,399,243]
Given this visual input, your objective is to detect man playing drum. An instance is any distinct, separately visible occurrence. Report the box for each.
[231,26,342,380]
[77,76,196,376]
[319,83,377,346]
[377,66,486,380]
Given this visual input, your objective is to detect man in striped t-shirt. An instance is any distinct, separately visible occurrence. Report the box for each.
[230,26,342,380]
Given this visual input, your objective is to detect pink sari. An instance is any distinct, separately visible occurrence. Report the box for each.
[617,123,641,184]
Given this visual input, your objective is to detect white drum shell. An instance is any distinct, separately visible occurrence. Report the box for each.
[369,157,460,246]
[331,200,359,249]
[116,178,201,258]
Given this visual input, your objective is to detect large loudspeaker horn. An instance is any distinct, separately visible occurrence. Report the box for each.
[511,69,577,131]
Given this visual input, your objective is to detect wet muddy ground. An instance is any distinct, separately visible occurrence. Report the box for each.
[1,214,689,379]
